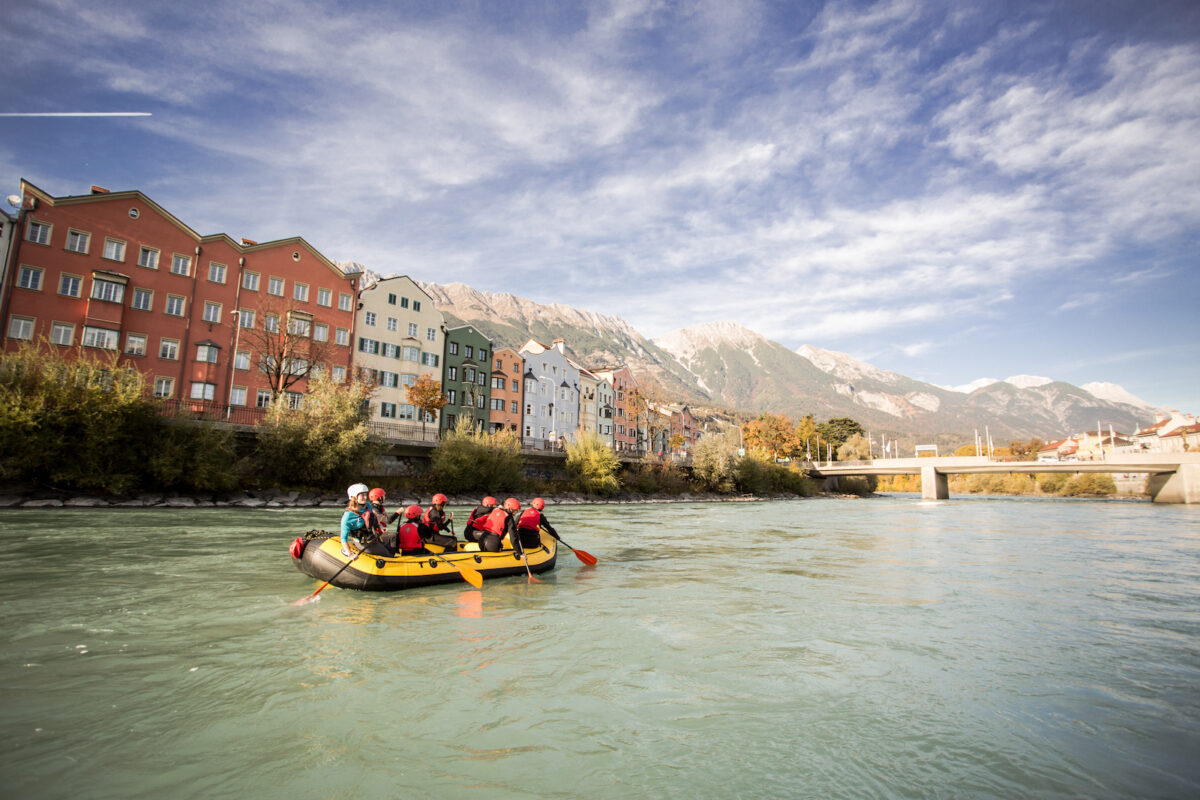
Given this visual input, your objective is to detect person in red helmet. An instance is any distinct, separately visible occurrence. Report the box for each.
[463,496,499,544]
[396,504,427,555]
[516,496,559,549]
[418,492,458,551]
[367,488,398,538]
[477,497,522,554]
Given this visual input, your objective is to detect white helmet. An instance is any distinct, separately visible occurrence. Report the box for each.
[346,483,369,499]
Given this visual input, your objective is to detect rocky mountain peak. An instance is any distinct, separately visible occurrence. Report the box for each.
[654,321,766,362]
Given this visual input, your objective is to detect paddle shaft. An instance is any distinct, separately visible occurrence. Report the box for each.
[541,527,597,565]
[295,533,377,603]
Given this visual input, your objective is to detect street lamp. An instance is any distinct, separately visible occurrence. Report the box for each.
[226,309,242,420]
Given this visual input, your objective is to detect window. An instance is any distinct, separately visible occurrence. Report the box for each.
[66,230,90,253]
[27,220,51,245]
[358,337,379,355]
[165,295,185,316]
[399,404,417,421]
[154,377,175,398]
[196,344,219,363]
[338,292,352,312]
[400,296,409,309]
[91,278,125,304]
[50,322,74,346]
[268,276,284,296]
[286,392,303,410]
[447,389,457,405]
[102,238,126,261]
[448,342,459,355]
[125,333,146,356]
[138,247,159,269]
[243,271,260,291]
[365,312,376,326]
[208,263,226,283]
[287,314,312,336]
[317,288,332,307]
[381,402,397,419]
[159,339,180,360]
[190,382,216,401]
[171,254,191,276]
[421,352,439,367]
[511,401,519,413]
[264,314,279,333]
[512,380,519,392]
[239,309,255,328]
[81,326,118,350]
[402,346,419,362]
[235,350,250,370]
[313,323,329,342]
[491,398,504,411]
[256,390,272,408]
[230,387,247,406]
[412,300,421,312]
[492,377,505,390]
[380,372,399,388]
[17,266,43,291]
[407,322,418,337]
[400,373,417,387]
[58,274,81,297]
[496,359,503,370]
[464,367,475,382]
[427,327,437,342]
[448,366,458,381]
[465,345,473,359]
[387,293,397,305]
[294,283,308,302]
[512,363,519,374]
[476,395,485,409]
[203,301,222,323]
[478,349,487,361]
[131,288,153,311]
[332,365,347,382]
[335,328,349,346]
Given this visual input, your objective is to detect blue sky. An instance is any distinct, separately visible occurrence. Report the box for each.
[3,0,1198,412]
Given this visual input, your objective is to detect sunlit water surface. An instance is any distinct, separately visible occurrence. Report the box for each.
[1,496,1198,799]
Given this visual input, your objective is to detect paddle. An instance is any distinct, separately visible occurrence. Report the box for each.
[551,532,598,566]
[519,548,542,583]
[429,549,484,589]
[292,535,374,605]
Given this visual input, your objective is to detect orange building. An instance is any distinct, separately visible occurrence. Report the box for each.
[590,365,638,453]
[2,181,358,418]
[489,346,524,435]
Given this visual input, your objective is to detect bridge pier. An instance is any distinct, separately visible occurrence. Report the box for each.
[921,466,949,500]
[1149,463,1200,504]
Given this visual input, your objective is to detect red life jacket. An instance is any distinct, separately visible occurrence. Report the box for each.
[370,504,389,534]
[481,507,509,536]
[397,522,422,550]
[517,508,541,531]
[421,506,444,529]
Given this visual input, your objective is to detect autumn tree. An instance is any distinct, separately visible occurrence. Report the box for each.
[237,297,333,401]
[743,412,800,460]
[795,414,818,458]
[816,417,864,459]
[406,374,446,439]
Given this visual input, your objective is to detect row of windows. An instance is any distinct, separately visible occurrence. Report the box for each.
[384,293,423,312]
[491,376,522,391]
[445,365,488,385]
[356,337,440,366]
[362,313,438,341]
[378,402,436,422]
[494,358,522,373]
[23,222,353,309]
[447,342,488,361]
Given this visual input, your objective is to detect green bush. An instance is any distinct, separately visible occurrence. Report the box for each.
[255,376,381,488]
[735,455,815,495]
[622,458,690,495]
[691,430,740,493]
[1037,473,1069,494]
[1060,473,1116,496]
[564,431,620,495]
[432,417,525,493]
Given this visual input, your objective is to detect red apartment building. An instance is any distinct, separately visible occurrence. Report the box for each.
[591,365,638,453]
[1,181,359,416]
[489,346,524,435]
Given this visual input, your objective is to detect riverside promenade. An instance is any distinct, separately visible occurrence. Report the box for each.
[811,452,1200,503]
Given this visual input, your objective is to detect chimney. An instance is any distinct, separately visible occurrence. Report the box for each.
[552,338,565,354]
[241,238,258,246]
[90,185,110,194]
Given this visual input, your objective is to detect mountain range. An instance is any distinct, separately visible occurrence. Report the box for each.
[348,268,1159,443]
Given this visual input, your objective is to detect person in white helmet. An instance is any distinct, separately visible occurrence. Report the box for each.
[339,483,379,557]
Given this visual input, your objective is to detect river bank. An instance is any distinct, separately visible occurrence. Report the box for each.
[0,485,833,510]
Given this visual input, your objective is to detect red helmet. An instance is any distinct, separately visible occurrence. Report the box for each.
[405,504,422,519]
[503,497,521,511]
[432,493,448,505]
[483,496,498,507]
[368,488,386,503]
[531,497,545,510]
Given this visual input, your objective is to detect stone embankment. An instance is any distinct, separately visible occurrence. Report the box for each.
[0,488,804,509]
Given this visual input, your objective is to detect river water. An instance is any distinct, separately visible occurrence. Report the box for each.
[1,496,1197,799]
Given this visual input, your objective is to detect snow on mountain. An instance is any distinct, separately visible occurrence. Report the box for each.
[795,344,903,385]
[938,377,1000,394]
[1081,382,1158,410]
[1004,374,1054,389]
[654,321,766,365]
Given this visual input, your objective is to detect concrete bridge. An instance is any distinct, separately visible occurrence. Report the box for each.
[810,453,1200,504]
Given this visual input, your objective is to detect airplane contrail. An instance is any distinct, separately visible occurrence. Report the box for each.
[0,112,152,117]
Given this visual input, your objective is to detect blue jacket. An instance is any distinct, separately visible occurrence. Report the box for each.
[340,508,371,549]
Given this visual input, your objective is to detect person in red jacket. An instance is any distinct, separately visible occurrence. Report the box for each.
[396,504,427,556]
[463,496,498,544]
[418,492,458,551]
[477,497,522,554]
[368,488,398,538]
[515,497,558,550]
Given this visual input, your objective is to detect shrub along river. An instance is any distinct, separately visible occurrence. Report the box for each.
[1,495,1198,799]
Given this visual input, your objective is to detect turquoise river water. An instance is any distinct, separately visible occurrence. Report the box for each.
[1,496,1198,799]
